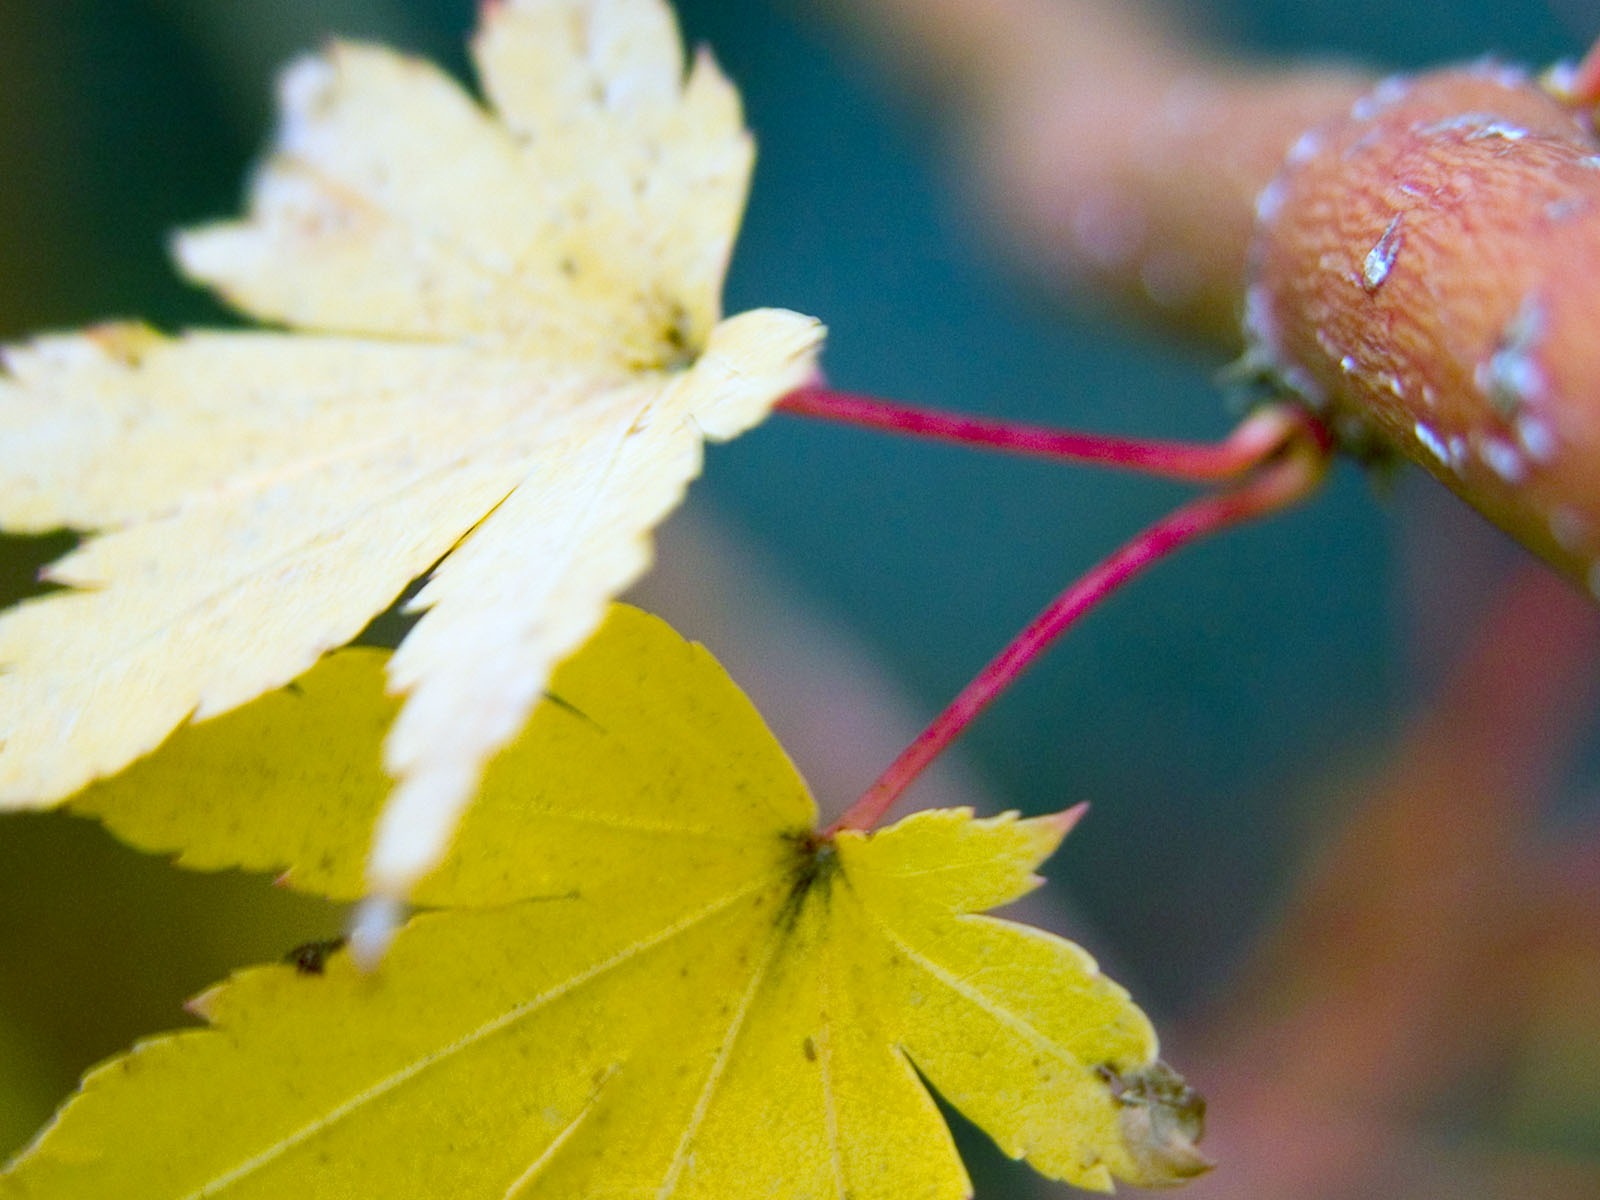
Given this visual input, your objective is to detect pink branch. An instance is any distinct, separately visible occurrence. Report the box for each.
[827,431,1329,835]
[1566,33,1600,105]
[778,385,1302,482]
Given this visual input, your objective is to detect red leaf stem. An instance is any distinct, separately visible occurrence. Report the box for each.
[826,423,1330,835]
[778,385,1303,482]
[1565,33,1600,107]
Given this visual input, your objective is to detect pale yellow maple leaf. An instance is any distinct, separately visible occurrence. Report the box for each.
[0,0,823,906]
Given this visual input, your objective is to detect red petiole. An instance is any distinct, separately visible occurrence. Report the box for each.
[776,386,1332,835]
[777,385,1304,483]
[1563,33,1600,106]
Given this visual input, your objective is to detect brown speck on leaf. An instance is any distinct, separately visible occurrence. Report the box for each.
[284,937,345,976]
[659,299,694,366]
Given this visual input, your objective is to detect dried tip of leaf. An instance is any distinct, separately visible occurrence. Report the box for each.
[182,986,224,1023]
[1099,1059,1214,1187]
[1048,801,1090,837]
[82,322,163,366]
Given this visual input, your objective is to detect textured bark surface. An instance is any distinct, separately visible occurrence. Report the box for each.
[831,0,1600,595]
[1247,65,1600,592]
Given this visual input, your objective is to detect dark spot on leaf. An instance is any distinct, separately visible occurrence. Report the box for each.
[526,888,581,903]
[662,301,691,354]
[776,833,838,932]
[284,937,345,975]
[802,1037,817,1062]
[543,689,604,732]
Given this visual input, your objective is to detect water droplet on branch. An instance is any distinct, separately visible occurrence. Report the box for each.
[1362,215,1404,293]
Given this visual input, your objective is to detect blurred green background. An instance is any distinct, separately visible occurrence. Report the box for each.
[1,0,1596,1192]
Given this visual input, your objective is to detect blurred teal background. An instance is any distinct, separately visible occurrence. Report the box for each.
[0,0,1595,1191]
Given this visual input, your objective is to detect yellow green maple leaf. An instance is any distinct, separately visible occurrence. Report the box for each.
[12,605,1209,1196]
[0,0,823,903]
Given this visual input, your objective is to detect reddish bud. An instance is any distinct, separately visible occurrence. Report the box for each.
[1247,64,1600,592]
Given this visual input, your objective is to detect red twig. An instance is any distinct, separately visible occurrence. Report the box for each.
[826,427,1329,835]
[778,385,1300,482]
[1565,33,1600,107]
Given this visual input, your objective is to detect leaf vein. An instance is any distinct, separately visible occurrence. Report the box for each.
[181,872,780,1199]
[869,916,1085,1070]
[655,900,788,1198]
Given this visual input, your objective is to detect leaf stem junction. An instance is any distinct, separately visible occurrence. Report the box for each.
[777,388,1332,835]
